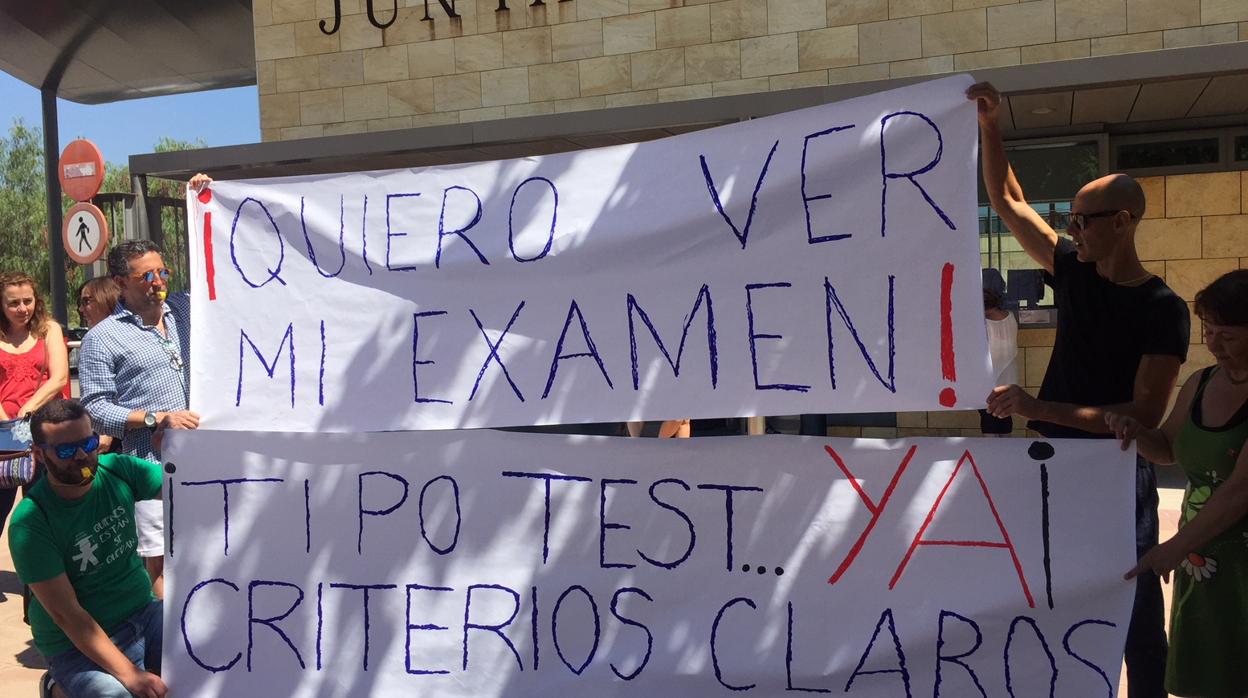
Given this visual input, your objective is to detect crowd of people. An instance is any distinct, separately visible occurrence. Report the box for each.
[0,88,1241,698]
[0,174,209,698]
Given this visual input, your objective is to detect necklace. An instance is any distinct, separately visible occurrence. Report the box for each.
[1115,271,1153,286]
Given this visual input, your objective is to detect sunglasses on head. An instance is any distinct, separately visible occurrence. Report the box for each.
[42,433,101,459]
[132,268,171,283]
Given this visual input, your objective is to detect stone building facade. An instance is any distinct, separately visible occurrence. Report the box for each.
[253,0,1248,140]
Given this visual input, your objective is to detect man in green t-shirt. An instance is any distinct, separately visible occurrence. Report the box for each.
[8,399,166,698]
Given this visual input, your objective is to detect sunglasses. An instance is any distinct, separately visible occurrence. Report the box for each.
[1056,210,1133,232]
[42,433,101,460]
[78,296,91,308]
[132,268,171,283]
[160,337,184,373]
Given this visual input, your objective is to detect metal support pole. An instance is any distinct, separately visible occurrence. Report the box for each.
[41,86,68,326]
[129,173,151,241]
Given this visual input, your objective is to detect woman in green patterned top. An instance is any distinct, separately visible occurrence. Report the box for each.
[1106,269,1248,698]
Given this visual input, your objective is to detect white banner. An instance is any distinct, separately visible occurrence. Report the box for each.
[164,430,1134,697]
[187,75,992,432]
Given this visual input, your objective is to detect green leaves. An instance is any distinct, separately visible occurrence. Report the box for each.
[0,118,200,324]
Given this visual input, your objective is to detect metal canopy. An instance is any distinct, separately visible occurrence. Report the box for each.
[131,42,1248,183]
[0,0,255,104]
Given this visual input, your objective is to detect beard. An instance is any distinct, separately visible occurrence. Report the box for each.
[48,458,98,486]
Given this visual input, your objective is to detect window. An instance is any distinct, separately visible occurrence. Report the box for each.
[1234,135,1248,162]
[1117,138,1219,170]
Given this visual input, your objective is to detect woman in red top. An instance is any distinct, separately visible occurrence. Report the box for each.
[0,272,68,535]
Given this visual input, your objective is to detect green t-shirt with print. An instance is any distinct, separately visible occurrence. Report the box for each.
[8,453,162,657]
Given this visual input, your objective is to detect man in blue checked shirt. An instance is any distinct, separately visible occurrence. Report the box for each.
[79,238,200,600]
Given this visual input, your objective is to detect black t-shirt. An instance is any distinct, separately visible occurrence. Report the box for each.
[1031,238,1190,438]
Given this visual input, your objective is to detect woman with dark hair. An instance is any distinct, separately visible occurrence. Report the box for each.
[77,277,121,329]
[76,278,123,456]
[1107,269,1248,698]
[0,272,69,534]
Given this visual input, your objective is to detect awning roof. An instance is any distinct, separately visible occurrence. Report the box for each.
[131,42,1248,182]
[0,0,255,104]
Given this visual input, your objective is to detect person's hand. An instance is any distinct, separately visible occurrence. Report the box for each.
[966,82,1002,126]
[985,384,1039,419]
[16,406,31,419]
[157,410,200,430]
[1105,412,1142,451]
[1124,540,1184,583]
[188,173,213,191]
[119,668,167,698]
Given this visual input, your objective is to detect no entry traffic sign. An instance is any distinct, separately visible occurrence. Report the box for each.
[59,139,105,202]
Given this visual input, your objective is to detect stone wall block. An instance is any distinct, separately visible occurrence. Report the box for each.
[364,44,410,82]
[922,9,987,56]
[656,5,711,49]
[276,56,321,92]
[299,87,345,124]
[631,48,686,89]
[1202,215,1248,258]
[859,18,922,64]
[481,66,531,106]
[1056,0,1127,40]
[1166,172,1241,217]
[798,25,859,70]
[579,55,633,95]
[1135,217,1202,260]
[768,0,827,34]
[552,19,604,61]
[741,33,799,77]
[710,0,768,42]
[988,0,1056,48]
[343,83,390,120]
[434,73,483,111]
[603,13,658,55]
[685,42,742,83]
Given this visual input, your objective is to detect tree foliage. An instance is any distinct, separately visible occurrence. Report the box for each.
[0,118,200,324]
[0,118,59,286]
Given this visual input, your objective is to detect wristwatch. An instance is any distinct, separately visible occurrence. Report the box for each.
[143,412,158,429]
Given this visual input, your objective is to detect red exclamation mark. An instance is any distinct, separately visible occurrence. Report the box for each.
[938,262,957,407]
[198,187,217,301]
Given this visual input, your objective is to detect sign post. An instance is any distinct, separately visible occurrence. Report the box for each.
[58,139,109,266]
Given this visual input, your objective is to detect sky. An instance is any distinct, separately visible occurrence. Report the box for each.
[0,70,261,166]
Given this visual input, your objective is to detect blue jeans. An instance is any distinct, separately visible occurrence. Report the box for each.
[48,600,162,698]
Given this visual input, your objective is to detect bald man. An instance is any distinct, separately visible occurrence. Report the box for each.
[969,83,1188,698]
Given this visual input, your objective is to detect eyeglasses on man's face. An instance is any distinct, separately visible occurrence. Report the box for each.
[131,268,171,284]
[1056,210,1133,232]
[42,433,101,460]
[77,296,91,308]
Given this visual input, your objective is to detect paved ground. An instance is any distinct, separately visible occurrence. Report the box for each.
[0,474,1188,697]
